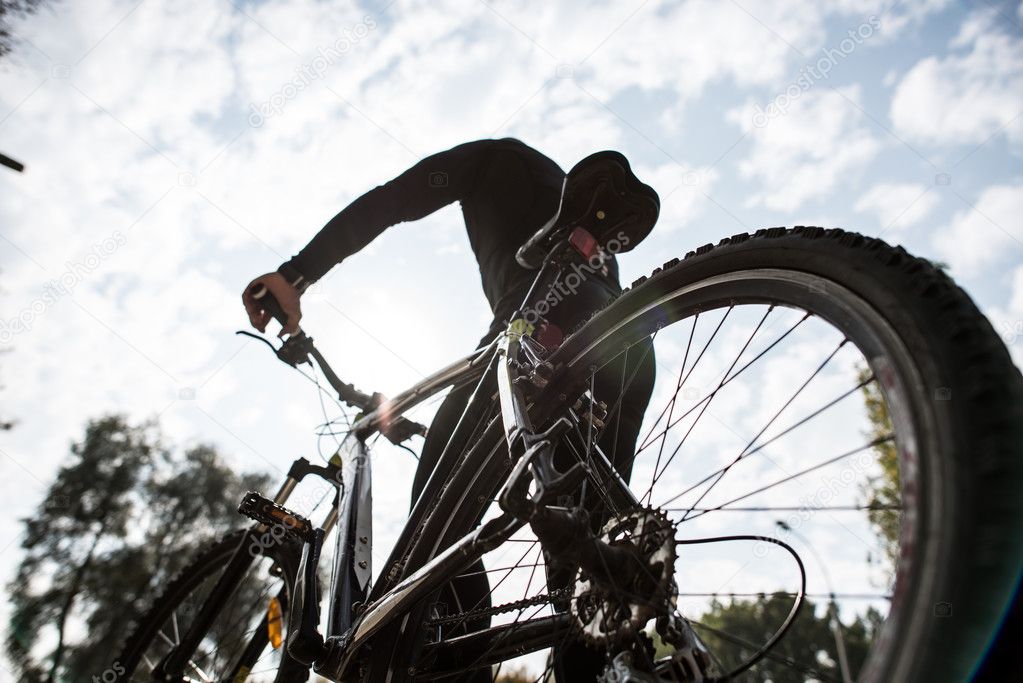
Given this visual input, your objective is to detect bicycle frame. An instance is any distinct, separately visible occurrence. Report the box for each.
[295,248,639,680]
[160,228,640,682]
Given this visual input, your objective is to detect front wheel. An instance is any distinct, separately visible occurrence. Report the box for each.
[114,529,308,682]
[377,227,1023,682]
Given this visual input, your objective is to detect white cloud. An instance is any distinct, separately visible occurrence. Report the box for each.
[0,1,1021,674]
[891,9,1023,147]
[986,265,1023,369]
[730,87,881,211]
[633,162,719,234]
[854,182,938,231]
[832,0,951,39]
[933,184,1023,275]
[486,0,828,96]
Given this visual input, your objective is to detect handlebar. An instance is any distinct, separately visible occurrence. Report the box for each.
[243,283,427,444]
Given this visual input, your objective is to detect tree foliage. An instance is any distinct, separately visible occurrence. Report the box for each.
[690,592,883,682]
[0,0,50,58]
[5,414,271,682]
[495,666,534,682]
[858,368,900,570]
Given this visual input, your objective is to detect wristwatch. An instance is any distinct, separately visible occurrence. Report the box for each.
[277,262,310,294]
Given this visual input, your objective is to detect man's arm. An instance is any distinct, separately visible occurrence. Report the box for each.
[243,139,495,333]
[284,138,494,284]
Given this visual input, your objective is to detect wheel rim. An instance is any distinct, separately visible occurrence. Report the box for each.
[546,267,937,681]
[411,267,940,681]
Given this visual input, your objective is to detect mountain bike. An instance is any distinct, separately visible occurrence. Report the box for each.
[114,155,1023,682]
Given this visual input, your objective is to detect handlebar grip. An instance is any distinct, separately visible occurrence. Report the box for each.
[248,282,290,328]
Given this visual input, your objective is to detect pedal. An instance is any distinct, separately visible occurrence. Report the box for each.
[239,491,315,542]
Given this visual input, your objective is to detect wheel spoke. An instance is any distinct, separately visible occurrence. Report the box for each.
[636,309,728,454]
[690,620,840,682]
[120,533,288,682]
[636,309,809,458]
[677,591,890,600]
[678,337,849,521]
[405,247,949,682]
[646,315,699,505]
[656,374,875,510]
[665,504,902,513]
[679,435,894,522]
[643,306,775,501]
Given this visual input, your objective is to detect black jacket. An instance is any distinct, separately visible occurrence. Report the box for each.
[282,138,620,315]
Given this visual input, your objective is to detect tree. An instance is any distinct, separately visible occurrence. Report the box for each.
[689,592,883,682]
[5,415,271,682]
[0,0,50,58]
[495,666,534,682]
[857,368,900,570]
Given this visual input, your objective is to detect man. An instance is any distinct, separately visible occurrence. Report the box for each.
[243,138,656,681]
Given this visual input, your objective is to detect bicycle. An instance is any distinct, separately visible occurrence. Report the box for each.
[115,155,1023,682]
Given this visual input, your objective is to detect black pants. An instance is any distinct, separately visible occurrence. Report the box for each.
[411,279,656,682]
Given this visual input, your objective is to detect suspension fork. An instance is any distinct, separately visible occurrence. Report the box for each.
[153,460,338,679]
[153,515,288,676]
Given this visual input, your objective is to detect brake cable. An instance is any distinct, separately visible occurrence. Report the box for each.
[236,329,280,355]
[673,533,808,681]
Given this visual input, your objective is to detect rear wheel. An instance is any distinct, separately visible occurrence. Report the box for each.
[376,228,1023,682]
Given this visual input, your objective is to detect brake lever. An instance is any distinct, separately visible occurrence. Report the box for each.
[276,331,315,367]
[235,329,314,369]
[236,329,429,441]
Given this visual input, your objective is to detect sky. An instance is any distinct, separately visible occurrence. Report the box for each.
[1,0,1022,679]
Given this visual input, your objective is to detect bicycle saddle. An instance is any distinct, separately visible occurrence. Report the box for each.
[516,150,660,268]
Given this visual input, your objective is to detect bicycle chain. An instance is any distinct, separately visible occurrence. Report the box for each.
[425,587,574,627]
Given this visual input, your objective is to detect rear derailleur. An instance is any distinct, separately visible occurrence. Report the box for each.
[597,614,712,682]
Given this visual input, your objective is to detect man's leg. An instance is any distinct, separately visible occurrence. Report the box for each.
[412,379,495,683]
[549,338,657,681]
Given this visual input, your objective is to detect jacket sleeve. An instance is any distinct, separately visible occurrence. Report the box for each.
[281,139,495,284]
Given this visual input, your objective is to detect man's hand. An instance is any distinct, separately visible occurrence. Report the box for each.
[243,272,302,336]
